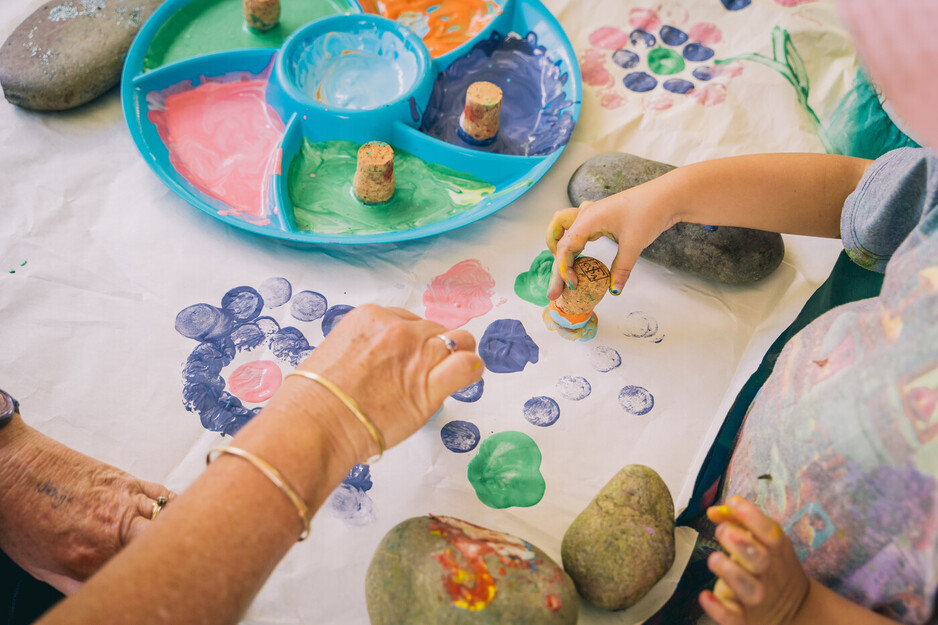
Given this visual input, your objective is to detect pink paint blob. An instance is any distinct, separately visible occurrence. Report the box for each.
[588,26,630,50]
[228,360,282,403]
[713,61,744,79]
[423,259,495,329]
[644,92,674,111]
[688,22,722,45]
[629,8,661,32]
[579,48,613,88]
[693,83,727,106]
[149,77,285,227]
[598,90,626,110]
[775,0,815,5]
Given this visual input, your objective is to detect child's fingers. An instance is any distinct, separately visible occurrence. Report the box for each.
[700,590,745,625]
[708,552,765,606]
[547,257,566,301]
[727,496,786,548]
[545,207,580,253]
[608,246,640,295]
[716,522,770,574]
[707,503,738,525]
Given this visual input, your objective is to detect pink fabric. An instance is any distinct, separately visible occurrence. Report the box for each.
[836,0,938,148]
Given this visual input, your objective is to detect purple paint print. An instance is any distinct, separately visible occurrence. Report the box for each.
[328,463,376,526]
[269,327,313,366]
[478,319,539,373]
[321,304,354,337]
[589,345,621,372]
[175,303,235,341]
[451,378,484,403]
[619,385,654,415]
[259,277,292,308]
[290,290,328,322]
[556,376,591,401]
[419,31,575,156]
[230,322,266,351]
[221,286,263,321]
[441,420,482,453]
[523,396,560,427]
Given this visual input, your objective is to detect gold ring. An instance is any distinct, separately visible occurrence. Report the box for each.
[435,334,457,354]
[150,495,168,521]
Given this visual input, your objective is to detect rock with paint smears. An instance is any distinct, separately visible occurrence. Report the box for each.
[561,465,675,611]
[366,515,578,625]
[0,0,163,110]
[567,152,784,284]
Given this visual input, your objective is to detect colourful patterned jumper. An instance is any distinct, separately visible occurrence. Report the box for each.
[723,147,938,623]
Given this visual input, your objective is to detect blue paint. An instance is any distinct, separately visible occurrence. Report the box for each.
[478,319,539,373]
[408,96,419,122]
[221,286,263,322]
[328,462,376,525]
[259,277,292,308]
[230,322,266,351]
[629,29,656,48]
[290,290,328,322]
[343,463,373,491]
[704,225,719,231]
[175,303,234,341]
[321,304,354,336]
[720,0,751,10]
[254,316,281,336]
[663,78,695,94]
[624,72,657,92]
[456,124,497,146]
[692,66,714,81]
[556,375,591,401]
[589,345,621,372]
[683,43,714,62]
[523,396,560,427]
[619,385,654,415]
[623,311,659,339]
[612,49,640,69]
[441,420,482,452]
[269,327,314,366]
[660,26,688,46]
[182,339,259,436]
[420,31,575,156]
[451,379,484,402]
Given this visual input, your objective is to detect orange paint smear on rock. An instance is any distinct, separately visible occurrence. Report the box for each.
[359,0,501,57]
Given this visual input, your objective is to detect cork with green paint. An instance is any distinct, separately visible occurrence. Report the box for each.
[354,141,395,204]
[243,0,279,31]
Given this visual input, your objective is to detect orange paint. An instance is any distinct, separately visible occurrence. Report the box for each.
[359,0,501,57]
[545,594,562,612]
[549,300,591,324]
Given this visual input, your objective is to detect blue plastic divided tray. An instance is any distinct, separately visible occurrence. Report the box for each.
[121,0,581,245]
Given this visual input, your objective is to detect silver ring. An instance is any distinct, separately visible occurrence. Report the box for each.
[436,334,457,354]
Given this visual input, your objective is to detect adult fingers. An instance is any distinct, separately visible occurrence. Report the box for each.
[708,552,765,606]
[430,329,476,355]
[427,351,483,407]
[384,306,423,322]
[716,522,771,574]
[699,590,746,625]
[727,496,786,548]
[137,478,177,503]
[546,207,580,253]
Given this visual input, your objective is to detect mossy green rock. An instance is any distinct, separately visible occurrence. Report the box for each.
[568,152,785,284]
[561,465,675,611]
[366,515,578,625]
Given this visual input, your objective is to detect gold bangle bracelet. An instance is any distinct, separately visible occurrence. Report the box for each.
[206,446,311,541]
[286,370,385,464]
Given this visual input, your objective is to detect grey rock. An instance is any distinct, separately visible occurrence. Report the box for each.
[0,0,163,111]
[568,152,785,284]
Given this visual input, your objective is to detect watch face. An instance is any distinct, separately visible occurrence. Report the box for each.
[0,389,17,425]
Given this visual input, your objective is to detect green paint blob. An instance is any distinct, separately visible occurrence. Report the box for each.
[467,431,545,509]
[143,0,351,71]
[288,139,496,235]
[514,249,554,306]
[647,48,685,75]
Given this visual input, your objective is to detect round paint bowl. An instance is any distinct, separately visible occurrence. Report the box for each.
[269,14,433,143]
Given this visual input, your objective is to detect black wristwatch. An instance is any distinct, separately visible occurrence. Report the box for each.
[0,389,18,429]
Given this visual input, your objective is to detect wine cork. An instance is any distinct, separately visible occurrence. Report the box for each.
[459,81,502,143]
[244,0,279,31]
[354,141,395,204]
[554,256,611,316]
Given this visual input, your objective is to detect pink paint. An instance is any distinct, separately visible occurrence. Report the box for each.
[588,26,630,50]
[579,49,613,88]
[644,92,674,111]
[713,61,744,79]
[629,8,661,32]
[692,83,727,106]
[148,75,285,227]
[423,259,495,329]
[598,90,626,109]
[775,0,815,5]
[228,360,282,403]
[688,22,722,45]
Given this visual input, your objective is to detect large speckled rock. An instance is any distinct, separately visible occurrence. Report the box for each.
[0,0,163,110]
[568,152,785,284]
[366,515,578,625]
[561,465,675,611]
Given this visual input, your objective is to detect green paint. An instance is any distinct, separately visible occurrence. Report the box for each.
[648,48,684,75]
[288,139,496,235]
[467,431,545,509]
[514,249,554,306]
[143,0,351,71]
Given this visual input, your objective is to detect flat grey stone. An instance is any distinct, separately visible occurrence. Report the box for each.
[568,152,785,284]
[0,0,162,111]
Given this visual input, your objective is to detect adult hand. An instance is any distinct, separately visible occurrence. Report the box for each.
[294,305,482,459]
[699,496,810,625]
[545,189,678,301]
[0,421,175,594]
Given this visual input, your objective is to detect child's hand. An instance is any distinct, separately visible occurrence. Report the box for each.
[545,190,676,300]
[700,496,810,625]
